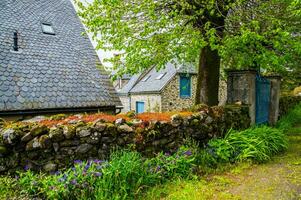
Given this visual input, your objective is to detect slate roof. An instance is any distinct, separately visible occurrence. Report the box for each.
[117,74,142,95]
[125,62,197,94]
[0,0,121,113]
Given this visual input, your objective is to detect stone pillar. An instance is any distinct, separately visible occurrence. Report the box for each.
[265,75,281,125]
[226,70,257,125]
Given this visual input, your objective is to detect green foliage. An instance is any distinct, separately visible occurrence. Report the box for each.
[49,114,67,120]
[15,144,198,200]
[93,150,158,200]
[278,96,301,119]
[277,102,301,131]
[76,0,301,88]
[145,146,198,181]
[0,176,20,199]
[199,126,288,167]
[221,0,301,87]
[18,160,106,199]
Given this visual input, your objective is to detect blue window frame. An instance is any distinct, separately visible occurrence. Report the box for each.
[180,75,191,98]
[136,101,145,113]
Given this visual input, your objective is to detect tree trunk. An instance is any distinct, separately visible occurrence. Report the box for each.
[195,46,220,106]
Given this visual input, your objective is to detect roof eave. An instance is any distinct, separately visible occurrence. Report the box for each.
[0,105,117,116]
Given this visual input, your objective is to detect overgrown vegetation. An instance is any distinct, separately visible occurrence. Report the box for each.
[1,103,300,199]
[277,102,301,131]
[1,145,197,200]
[199,126,288,167]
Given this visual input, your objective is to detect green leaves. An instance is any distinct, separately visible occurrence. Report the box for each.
[200,125,288,167]
[76,0,301,88]
[221,0,301,79]
[75,0,238,77]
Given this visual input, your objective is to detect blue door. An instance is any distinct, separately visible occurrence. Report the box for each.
[136,101,145,114]
[255,74,271,124]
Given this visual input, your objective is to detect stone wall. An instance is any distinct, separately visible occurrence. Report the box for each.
[218,79,227,106]
[0,105,250,174]
[118,95,131,113]
[161,75,197,112]
[130,94,162,112]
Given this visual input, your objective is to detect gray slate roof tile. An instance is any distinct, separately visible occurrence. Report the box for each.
[129,62,196,94]
[0,0,121,112]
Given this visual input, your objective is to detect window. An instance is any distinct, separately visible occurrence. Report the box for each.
[141,75,151,82]
[180,75,191,98]
[155,72,166,80]
[42,23,55,35]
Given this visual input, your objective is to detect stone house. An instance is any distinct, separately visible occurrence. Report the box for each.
[115,63,197,113]
[0,0,121,120]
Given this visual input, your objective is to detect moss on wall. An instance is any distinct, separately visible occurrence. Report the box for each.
[0,105,250,174]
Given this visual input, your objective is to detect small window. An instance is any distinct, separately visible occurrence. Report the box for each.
[180,75,191,98]
[155,72,166,80]
[141,75,151,82]
[42,23,55,35]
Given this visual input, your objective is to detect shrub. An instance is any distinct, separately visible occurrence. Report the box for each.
[227,126,288,162]
[277,103,301,131]
[199,126,288,166]
[279,96,301,117]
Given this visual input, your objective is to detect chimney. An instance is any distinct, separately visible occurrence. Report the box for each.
[13,31,18,51]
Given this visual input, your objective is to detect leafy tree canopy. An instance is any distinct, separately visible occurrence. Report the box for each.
[76,0,301,87]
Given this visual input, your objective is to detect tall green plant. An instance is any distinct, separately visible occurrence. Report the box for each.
[277,103,301,131]
[199,126,288,167]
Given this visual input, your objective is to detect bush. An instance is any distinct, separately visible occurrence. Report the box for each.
[279,96,301,117]
[199,126,288,166]
[277,103,301,131]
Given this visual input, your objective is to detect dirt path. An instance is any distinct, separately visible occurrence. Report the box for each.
[224,125,301,200]
[144,125,301,200]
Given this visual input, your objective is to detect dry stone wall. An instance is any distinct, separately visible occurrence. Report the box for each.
[0,105,250,174]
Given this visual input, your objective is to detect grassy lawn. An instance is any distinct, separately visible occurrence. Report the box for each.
[142,125,301,200]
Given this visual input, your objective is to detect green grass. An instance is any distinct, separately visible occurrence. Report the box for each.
[142,125,301,200]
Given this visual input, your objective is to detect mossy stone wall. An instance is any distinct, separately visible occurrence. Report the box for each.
[0,105,250,174]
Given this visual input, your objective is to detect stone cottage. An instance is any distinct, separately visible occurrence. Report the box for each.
[115,62,197,113]
[0,0,121,120]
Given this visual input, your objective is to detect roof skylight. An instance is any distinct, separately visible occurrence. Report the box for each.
[155,72,166,80]
[142,75,151,82]
[42,23,55,35]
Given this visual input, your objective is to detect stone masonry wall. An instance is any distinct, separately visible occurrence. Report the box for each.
[119,95,131,113]
[161,75,197,112]
[0,105,250,174]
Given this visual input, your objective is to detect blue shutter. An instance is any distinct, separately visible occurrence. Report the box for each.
[180,76,191,98]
